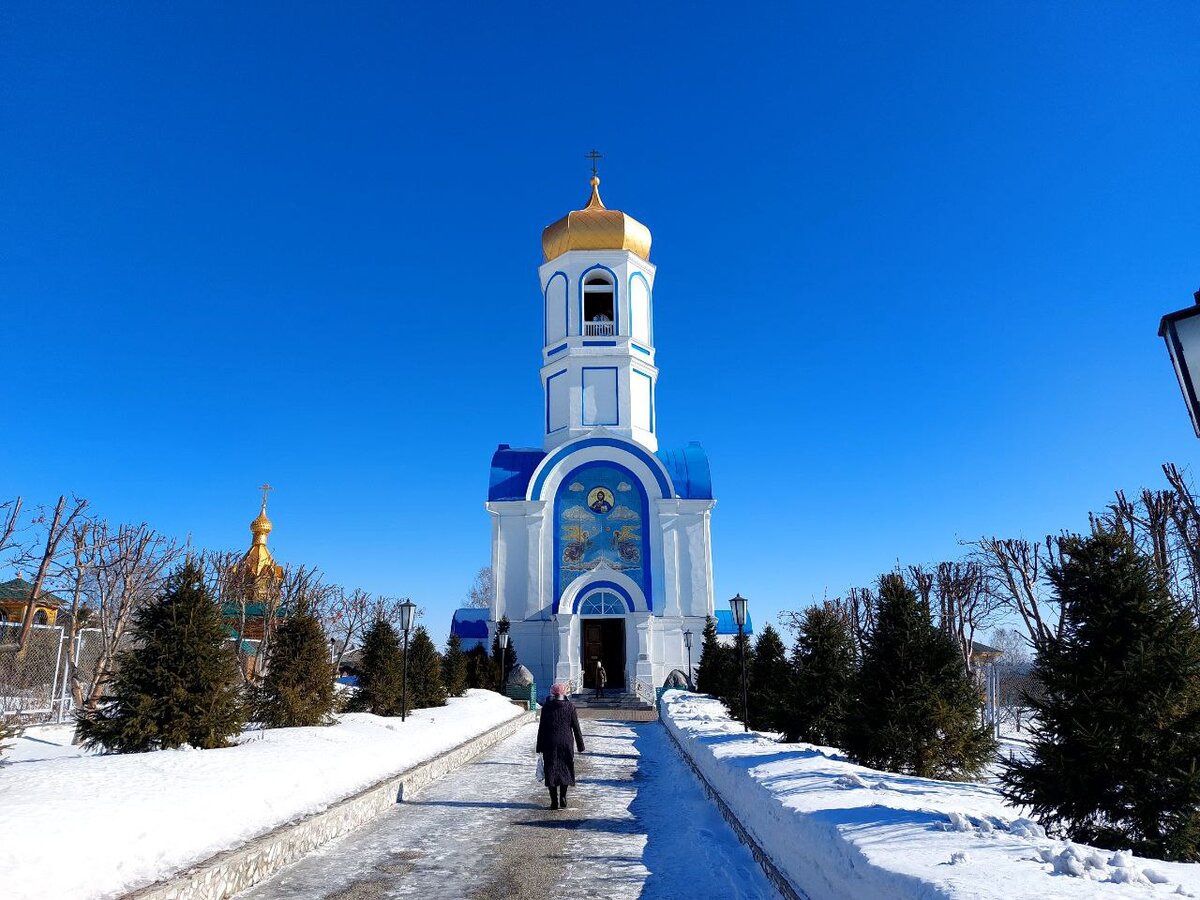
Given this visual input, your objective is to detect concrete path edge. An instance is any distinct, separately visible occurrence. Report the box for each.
[123,709,536,900]
[660,715,810,900]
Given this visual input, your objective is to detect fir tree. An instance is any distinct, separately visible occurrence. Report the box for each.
[75,562,244,752]
[254,605,336,728]
[785,603,857,747]
[464,644,494,690]
[405,626,446,710]
[845,573,995,780]
[350,617,404,716]
[749,625,791,732]
[694,616,727,697]
[724,629,755,723]
[442,632,468,697]
[1002,530,1200,861]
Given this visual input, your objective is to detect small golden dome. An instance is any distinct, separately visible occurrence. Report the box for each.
[250,502,272,544]
[541,176,652,262]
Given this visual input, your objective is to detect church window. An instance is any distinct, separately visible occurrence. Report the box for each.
[579,590,625,615]
[583,273,615,336]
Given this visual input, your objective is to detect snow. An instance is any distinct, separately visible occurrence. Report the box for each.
[0,690,523,900]
[661,690,1200,899]
[3,723,95,763]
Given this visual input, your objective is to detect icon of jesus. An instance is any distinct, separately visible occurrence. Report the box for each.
[588,488,613,514]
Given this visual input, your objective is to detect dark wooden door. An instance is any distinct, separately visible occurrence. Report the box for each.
[582,619,625,689]
[583,621,603,689]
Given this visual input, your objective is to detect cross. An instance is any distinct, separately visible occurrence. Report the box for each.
[585,149,603,177]
[259,483,273,506]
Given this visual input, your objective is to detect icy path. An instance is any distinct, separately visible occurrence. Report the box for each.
[241,717,780,900]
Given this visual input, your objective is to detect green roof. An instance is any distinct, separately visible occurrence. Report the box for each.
[0,578,65,606]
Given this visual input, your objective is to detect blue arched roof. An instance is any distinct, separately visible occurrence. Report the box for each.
[488,445,546,501]
[715,609,753,636]
[489,441,712,502]
[451,607,490,652]
[655,442,713,500]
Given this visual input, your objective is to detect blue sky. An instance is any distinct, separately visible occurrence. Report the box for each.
[2,3,1198,644]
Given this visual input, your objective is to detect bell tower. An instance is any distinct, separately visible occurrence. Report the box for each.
[538,173,658,452]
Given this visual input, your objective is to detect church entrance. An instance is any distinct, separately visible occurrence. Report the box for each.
[581,618,625,691]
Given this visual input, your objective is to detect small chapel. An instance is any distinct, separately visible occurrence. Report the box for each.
[467,171,720,697]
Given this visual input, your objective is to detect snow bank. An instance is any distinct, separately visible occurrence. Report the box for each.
[661,690,1200,899]
[0,690,522,900]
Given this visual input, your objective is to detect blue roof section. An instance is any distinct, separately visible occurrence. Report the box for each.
[715,609,753,636]
[489,445,546,501]
[656,442,713,500]
[451,608,490,639]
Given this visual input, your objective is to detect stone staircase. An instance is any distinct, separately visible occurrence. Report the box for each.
[570,691,658,721]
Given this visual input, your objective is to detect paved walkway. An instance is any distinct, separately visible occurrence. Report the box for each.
[241,717,780,899]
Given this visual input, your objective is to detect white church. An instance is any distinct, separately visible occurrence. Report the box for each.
[452,173,746,698]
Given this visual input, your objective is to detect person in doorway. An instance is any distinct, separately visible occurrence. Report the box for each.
[536,682,585,810]
[594,659,607,699]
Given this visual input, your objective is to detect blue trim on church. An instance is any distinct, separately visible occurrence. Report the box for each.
[531,438,672,500]
[654,442,713,500]
[488,445,547,501]
[489,440,713,503]
[573,581,636,613]
[715,609,754,636]
[451,607,490,652]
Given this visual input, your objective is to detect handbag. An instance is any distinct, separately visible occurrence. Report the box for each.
[535,753,545,783]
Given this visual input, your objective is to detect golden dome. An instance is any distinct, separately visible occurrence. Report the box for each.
[250,501,272,545]
[541,176,652,262]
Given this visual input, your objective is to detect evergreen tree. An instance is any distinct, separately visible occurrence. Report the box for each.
[350,617,404,716]
[254,605,336,728]
[695,616,727,697]
[785,603,857,747]
[0,714,22,759]
[748,625,791,732]
[1002,530,1200,861]
[442,632,468,697]
[845,573,995,780]
[724,630,755,723]
[464,644,495,690]
[406,626,447,710]
[76,561,244,752]
[491,616,517,685]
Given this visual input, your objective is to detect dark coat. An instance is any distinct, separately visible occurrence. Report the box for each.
[536,697,585,787]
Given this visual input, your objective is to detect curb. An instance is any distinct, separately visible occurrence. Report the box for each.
[660,716,809,900]
[123,710,535,900]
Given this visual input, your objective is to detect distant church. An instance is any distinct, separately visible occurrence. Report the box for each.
[461,172,719,695]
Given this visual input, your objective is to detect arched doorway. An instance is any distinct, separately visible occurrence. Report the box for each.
[578,589,625,692]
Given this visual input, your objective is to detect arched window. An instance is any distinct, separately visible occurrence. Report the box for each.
[583,273,615,336]
[33,609,48,626]
[579,590,625,616]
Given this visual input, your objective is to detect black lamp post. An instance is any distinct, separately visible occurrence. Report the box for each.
[398,599,416,722]
[683,629,694,689]
[1159,290,1200,437]
[498,630,509,694]
[729,593,749,732]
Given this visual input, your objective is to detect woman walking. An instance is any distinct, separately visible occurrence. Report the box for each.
[536,682,585,810]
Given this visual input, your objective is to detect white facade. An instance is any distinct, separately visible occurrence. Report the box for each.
[483,188,717,696]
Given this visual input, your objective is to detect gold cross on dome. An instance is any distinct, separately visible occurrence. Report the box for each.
[585,149,603,177]
[259,483,273,505]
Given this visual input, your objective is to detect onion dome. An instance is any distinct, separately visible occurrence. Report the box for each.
[250,501,273,546]
[541,176,652,263]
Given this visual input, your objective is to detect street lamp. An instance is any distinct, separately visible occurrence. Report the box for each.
[682,629,694,689]
[398,599,417,722]
[729,594,750,732]
[498,630,510,694]
[1159,290,1200,437]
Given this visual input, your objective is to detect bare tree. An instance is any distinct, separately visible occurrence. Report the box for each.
[16,495,88,656]
[321,588,373,669]
[78,523,182,713]
[0,497,21,563]
[466,566,494,609]
[932,561,997,673]
[969,536,1063,651]
[62,520,100,708]
[202,549,259,683]
[826,586,876,655]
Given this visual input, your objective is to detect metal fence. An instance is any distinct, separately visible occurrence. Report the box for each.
[0,623,264,725]
[0,623,120,724]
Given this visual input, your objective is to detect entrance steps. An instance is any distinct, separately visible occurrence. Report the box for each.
[570,692,658,721]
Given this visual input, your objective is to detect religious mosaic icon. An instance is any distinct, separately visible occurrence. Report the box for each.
[555,465,649,603]
[587,487,614,514]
